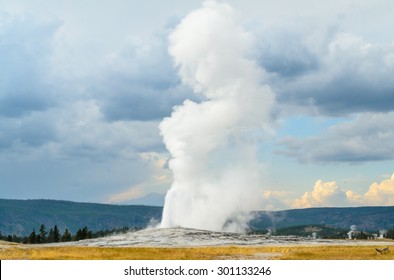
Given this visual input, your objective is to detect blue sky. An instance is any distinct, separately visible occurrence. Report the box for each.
[1,0,394,209]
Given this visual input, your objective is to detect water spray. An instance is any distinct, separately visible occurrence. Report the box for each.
[160,1,275,232]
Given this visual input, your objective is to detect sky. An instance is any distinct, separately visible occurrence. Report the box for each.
[1,0,394,209]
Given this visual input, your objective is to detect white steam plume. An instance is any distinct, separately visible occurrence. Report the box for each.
[159,1,275,232]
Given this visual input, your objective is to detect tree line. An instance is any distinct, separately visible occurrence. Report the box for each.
[2,225,394,243]
[0,224,132,244]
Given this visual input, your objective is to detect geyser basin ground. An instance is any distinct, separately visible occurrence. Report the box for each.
[74,227,392,247]
[1,227,394,260]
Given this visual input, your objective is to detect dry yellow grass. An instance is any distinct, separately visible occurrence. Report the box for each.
[1,244,393,260]
[278,245,393,260]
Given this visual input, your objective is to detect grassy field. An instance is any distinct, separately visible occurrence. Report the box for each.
[1,244,393,260]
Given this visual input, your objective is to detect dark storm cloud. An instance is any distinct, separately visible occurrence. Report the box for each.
[99,84,195,122]
[0,14,60,117]
[2,2,394,170]
[0,92,54,117]
[92,36,198,122]
[277,112,394,163]
[258,30,394,116]
[258,26,394,163]
[0,117,57,149]
[0,11,185,164]
[257,31,320,78]
[277,76,394,115]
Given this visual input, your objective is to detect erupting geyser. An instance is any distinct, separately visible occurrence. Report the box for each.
[160,1,275,232]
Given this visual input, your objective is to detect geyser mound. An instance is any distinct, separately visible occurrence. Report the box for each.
[74,227,360,247]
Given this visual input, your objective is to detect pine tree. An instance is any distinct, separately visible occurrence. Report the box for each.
[53,225,60,242]
[39,224,47,243]
[82,226,93,239]
[387,227,394,239]
[80,226,87,240]
[61,228,72,242]
[47,225,61,243]
[48,228,54,243]
[28,229,37,244]
[74,228,83,241]
[74,226,92,241]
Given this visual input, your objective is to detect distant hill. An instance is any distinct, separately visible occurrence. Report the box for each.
[250,206,394,232]
[0,199,162,236]
[1,199,393,236]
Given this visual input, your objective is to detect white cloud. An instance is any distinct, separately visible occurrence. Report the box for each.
[292,180,349,208]
[292,173,394,208]
[347,173,394,205]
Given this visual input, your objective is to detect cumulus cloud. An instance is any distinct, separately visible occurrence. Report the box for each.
[292,173,394,208]
[347,173,394,206]
[278,112,394,163]
[292,180,349,208]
